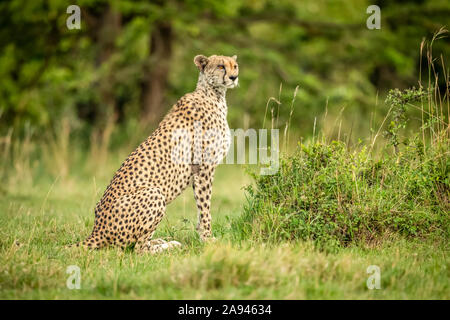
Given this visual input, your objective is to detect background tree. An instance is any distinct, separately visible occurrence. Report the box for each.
[0,0,448,139]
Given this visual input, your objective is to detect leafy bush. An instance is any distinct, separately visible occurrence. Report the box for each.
[233,87,449,248]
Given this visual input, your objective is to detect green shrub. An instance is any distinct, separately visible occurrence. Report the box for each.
[233,88,449,248]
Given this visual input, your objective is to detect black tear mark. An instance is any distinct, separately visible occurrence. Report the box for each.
[222,60,227,84]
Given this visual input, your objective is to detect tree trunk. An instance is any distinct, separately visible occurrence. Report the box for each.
[85,4,121,168]
[97,5,121,125]
[141,21,173,124]
[78,4,121,125]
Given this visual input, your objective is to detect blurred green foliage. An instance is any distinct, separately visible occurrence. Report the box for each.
[0,0,449,137]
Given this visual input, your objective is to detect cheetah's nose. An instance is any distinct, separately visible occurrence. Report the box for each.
[229,76,238,81]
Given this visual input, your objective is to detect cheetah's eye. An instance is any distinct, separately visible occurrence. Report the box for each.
[218,65,225,70]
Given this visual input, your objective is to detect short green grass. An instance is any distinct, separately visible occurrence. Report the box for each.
[1,65,449,299]
[0,162,448,299]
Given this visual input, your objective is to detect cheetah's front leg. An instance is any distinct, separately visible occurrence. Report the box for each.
[192,167,216,241]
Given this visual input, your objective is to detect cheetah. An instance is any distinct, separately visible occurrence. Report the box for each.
[76,54,239,253]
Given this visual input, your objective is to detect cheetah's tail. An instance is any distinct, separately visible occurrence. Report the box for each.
[65,233,105,250]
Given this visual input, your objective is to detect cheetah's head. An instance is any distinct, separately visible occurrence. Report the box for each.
[194,54,239,89]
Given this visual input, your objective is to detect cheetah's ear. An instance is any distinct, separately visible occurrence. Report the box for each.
[231,55,237,61]
[194,55,209,72]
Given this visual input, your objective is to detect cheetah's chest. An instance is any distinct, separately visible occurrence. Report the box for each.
[208,102,230,163]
